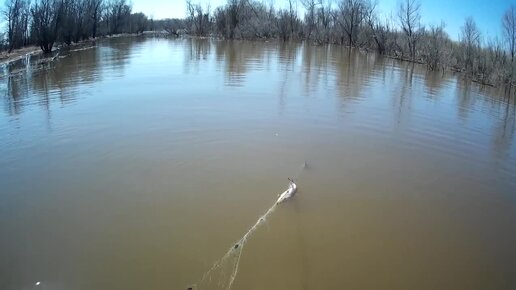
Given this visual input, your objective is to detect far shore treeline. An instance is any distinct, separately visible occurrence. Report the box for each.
[1,0,516,88]
[1,0,148,53]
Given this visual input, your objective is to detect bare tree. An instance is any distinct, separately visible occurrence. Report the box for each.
[226,0,239,38]
[502,5,516,63]
[87,0,102,38]
[160,18,184,35]
[129,12,147,34]
[502,5,516,67]
[59,0,81,45]
[300,0,317,40]
[287,0,297,39]
[364,2,389,54]
[31,0,63,53]
[397,0,421,61]
[277,8,290,41]
[276,0,298,41]
[186,0,210,36]
[423,22,448,72]
[502,6,516,86]
[337,0,365,46]
[213,6,225,36]
[460,17,481,73]
[315,0,332,43]
[186,0,197,31]
[3,0,29,52]
[107,0,131,35]
[20,1,29,45]
[234,1,275,39]
[478,37,507,85]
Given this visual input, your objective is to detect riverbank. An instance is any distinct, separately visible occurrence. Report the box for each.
[0,33,153,66]
[0,46,42,65]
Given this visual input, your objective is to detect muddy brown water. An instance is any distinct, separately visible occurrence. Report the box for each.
[1,37,515,290]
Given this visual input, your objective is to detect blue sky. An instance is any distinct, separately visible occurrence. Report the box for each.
[132,0,513,41]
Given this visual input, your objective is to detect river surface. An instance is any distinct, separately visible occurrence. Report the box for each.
[1,37,515,290]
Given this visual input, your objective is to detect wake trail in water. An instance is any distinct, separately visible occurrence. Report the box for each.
[189,163,306,290]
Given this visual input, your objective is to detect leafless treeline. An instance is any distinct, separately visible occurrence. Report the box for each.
[2,0,149,53]
[179,0,515,88]
[2,0,515,88]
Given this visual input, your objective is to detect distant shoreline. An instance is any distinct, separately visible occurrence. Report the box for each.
[175,34,516,90]
[2,32,514,92]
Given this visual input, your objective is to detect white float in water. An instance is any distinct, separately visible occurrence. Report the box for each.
[276,178,297,204]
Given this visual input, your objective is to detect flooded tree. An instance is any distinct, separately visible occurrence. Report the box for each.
[106,0,131,35]
[336,0,367,46]
[422,23,449,72]
[397,0,422,61]
[3,0,30,52]
[155,18,185,36]
[185,0,210,36]
[315,0,333,44]
[277,9,291,41]
[503,5,516,86]
[31,0,63,53]
[503,5,516,63]
[300,0,318,40]
[212,0,240,39]
[479,38,507,85]
[287,0,299,39]
[87,0,103,38]
[129,12,148,34]
[364,3,389,54]
[276,0,300,41]
[212,0,278,40]
[59,0,83,45]
[460,17,481,74]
